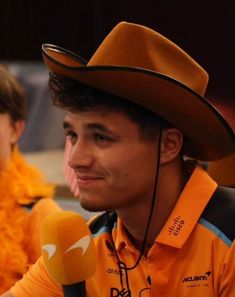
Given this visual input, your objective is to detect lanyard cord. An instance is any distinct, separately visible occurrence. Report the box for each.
[110,128,163,292]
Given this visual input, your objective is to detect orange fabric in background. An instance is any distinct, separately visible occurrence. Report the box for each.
[0,147,60,294]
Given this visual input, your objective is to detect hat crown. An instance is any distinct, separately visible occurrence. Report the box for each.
[42,22,235,161]
[89,22,208,96]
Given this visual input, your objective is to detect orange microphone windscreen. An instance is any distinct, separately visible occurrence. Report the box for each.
[40,210,96,285]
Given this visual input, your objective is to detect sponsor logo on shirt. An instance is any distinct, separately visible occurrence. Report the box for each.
[110,287,150,297]
[110,288,131,297]
[182,271,211,288]
[168,215,185,236]
[107,268,123,275]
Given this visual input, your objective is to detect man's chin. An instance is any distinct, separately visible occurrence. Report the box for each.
[79,200,109,213]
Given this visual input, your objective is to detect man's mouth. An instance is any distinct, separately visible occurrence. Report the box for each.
[76,175,104,187]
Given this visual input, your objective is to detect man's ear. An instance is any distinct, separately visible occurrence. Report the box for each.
[10,120,25,144]
[160,128,184,164]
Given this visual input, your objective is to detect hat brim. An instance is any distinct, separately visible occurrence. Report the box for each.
[208,153,235,187]
[42,44,235,161]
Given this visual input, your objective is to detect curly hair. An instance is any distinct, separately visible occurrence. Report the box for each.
[0,65,26,121]
[48,73,173,142]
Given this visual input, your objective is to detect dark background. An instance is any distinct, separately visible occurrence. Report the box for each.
[0,0,234,104]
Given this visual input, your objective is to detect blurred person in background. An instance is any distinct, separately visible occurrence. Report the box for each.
[0,64,60,294]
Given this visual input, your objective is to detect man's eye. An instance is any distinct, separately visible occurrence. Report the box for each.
[94,133,112,143]
[65,131,78,145]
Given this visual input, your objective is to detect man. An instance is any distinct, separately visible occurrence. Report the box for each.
[3,21,235,297]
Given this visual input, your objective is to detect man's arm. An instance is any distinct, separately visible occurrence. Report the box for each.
[7,257,62,297]
[0,291,12,297]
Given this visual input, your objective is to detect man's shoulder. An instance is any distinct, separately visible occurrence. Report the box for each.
[202,186,235,242]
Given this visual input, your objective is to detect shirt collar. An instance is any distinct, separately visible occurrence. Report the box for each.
[113,164,217,251]
[156,164,217,248]
[113,218,137,252]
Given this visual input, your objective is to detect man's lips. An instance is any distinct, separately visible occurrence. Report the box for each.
[76,175,104,187]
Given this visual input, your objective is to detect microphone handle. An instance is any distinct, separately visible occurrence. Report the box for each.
[62,281,86,297]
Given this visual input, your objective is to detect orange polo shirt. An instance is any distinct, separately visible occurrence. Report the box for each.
[11,165,235,297]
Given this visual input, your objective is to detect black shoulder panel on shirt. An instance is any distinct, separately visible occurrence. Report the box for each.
[202,186,235,241]
[89,211,117,235]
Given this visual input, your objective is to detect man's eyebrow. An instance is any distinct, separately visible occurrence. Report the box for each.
[86,123,115,135]
[63,121,116,136]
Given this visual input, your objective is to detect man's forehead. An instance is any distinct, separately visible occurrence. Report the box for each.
[64,110,106,123]
[64,109,132,123]
[63,111,115,130]
[63,110,139,134]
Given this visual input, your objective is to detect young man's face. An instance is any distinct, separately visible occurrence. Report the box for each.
[64,109,159,212]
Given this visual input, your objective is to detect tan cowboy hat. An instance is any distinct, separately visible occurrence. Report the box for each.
[207,153,235,187]
[207,100,235,186]
[42,21,235,161]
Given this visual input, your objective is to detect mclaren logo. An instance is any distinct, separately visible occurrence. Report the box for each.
[41,244,56,259]
[182,271,212,288]
[64,235,90,255]
[182,271,211,283]
[42,235,91,259]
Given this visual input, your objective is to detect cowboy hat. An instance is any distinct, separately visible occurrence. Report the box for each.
[207,100,235,186]
[207,153,235,187]
[42,21,235,161]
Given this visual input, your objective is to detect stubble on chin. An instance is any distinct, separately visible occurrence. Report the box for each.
[78,195,109,213]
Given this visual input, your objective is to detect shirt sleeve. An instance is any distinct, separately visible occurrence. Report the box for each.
[219,240,235,297]
[11,257,62,297]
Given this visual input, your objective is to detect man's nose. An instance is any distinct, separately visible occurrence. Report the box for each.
[68,141,95,170]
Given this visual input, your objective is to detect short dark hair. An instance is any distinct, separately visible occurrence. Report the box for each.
[0,65,26,121]
[49,73,173,142]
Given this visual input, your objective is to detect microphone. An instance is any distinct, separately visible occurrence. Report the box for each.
[40,210,96,297]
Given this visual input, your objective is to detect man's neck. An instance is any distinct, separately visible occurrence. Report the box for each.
[117,160,190,255]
